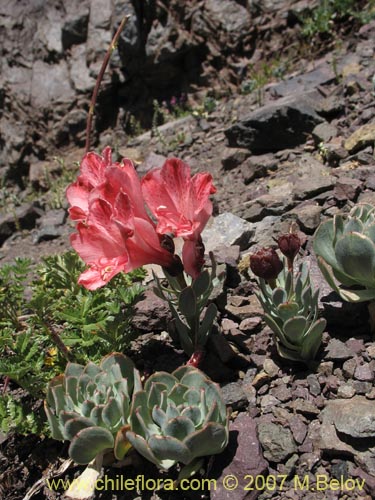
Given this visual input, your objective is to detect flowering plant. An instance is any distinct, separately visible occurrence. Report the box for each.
[67,149,218,364]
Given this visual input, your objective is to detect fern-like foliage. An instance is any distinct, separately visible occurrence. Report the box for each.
[0,394,47,435]
[0,251,145,431]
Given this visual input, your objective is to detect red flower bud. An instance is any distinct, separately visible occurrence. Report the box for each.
[277,233,301,261]
[250,248,283,280]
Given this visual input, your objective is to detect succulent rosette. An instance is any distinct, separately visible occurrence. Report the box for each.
[256,261,326,362]
[126,365,229,471]
[313,203,375,302]
[45,353,141,464]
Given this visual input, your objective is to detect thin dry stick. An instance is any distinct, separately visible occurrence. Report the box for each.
[85,15,130,153]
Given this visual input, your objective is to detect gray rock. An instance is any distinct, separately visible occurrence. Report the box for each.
[221,147,251,171]
[0,203,42,245]
[31,60,75,108]
[320,397,375,474]
[337,383,356,399]
[289,415,308,444]
[250,216,293,248]
[330,397,375,438]
[69,45,95,93]
[312,122,338,143]
[258,421,297,462]
[221,382,248,411]
[211,414,268,500]
[202,213,254,252]
[62,4,89,49]
[225,93,324,153]
[270,66,335,98]
[354,363,374,382]
[307,374,321,396]
[132,290,171,332]
[325,339,352,361]
[333,177,362,202]
[287,202,322,234]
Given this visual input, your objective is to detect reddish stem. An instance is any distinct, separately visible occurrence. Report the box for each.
[85,16,129,153]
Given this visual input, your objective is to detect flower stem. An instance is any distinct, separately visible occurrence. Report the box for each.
[85,16,130,153]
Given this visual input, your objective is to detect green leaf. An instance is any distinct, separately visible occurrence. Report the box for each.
[148,435,191,464]
[300,318,326,360]
[126,431,168,468]
[192,271,210,297]
[114,425,132,460]
[283,316,307,345]
[178,287,197,321]
[183,422,228,460]
[197,303,217,346]
[102,398,122,429]
[64,417,94,440]
[68,427,114,464]
[163,416,195,440]
[335,233,375,288]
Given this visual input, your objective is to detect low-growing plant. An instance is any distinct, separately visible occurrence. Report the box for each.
[300,0,375,39]
[250,233,326,363]
[0,251,145,434]
[45,354,229,498]
[127,365,229,476]
[153,253,223,361]
[314,203,375,302]
[0,393,46,435]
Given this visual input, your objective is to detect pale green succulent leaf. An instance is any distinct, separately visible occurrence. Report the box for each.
[179,369,207,390]
[183,388,201,406]
[65,376,79,405]
[313,219,339,269]
[183,422,228,460]
[101,353,135,384]
[64,416,94,440]
[300,318,326,360]
[178,287,197,321]
[68,427,114,465]
[263,314,298,351]
[102,398,122,429]
[339,288,375,302]
[152,406,167,428]
[272,288,287,306]
[145,373,177,393]
[51,383,66,414]
[178,458,205,482]
[147,382,166,409]
[163,416,195,440]
[344,218,363,233]
[114,425,132,460]
[335,233,375,287]
[78,374,92,400]
[165,402,180,421]
[79,399,94,419]
[65,362,85,378]
[181,406,202,427]
[59,411,81,426]
[126,431,173,468]
[197,303,217,345]
[277,302,300,322]
[283,316,307,345]
[364,224,375,244]
[83,362,101,378]
[44,402,64,440]
[169,384,189,406]
[149,435,192,464]
[192,270,210,297]
[90,405,104,426]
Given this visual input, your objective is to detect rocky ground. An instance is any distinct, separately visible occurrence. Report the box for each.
[1,1,375,499]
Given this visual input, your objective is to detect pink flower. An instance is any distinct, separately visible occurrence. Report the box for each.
[66,147,113,221]
[68,149,176,290]
[141,158,216,277]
